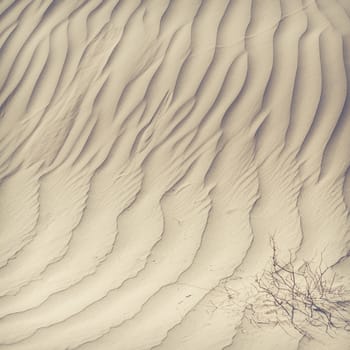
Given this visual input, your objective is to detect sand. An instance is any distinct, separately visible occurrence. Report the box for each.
[0,0,350,349]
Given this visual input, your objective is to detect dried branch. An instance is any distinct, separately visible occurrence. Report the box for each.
[251,238,350,338]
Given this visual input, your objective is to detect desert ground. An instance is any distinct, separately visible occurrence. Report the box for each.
[0,0,350,349]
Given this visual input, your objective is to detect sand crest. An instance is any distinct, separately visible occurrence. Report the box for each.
[0,1,350,349]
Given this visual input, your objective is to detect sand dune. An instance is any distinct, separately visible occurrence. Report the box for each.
[0,0,350,349]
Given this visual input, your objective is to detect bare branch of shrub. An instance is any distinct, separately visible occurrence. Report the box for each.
[250,237,350,338]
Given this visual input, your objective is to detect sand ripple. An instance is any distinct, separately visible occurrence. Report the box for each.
[0,0,350,349]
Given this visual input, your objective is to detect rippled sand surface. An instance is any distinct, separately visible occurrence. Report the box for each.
[0,1,350,349]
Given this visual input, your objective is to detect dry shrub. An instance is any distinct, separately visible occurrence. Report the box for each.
[249,238,350,338]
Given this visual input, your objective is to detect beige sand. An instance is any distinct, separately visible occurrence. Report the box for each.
[0,0,350,349]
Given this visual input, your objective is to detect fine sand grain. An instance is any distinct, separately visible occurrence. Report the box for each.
[0,0,350,349]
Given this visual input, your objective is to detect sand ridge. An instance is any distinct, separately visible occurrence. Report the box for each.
[0,0,350,349]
